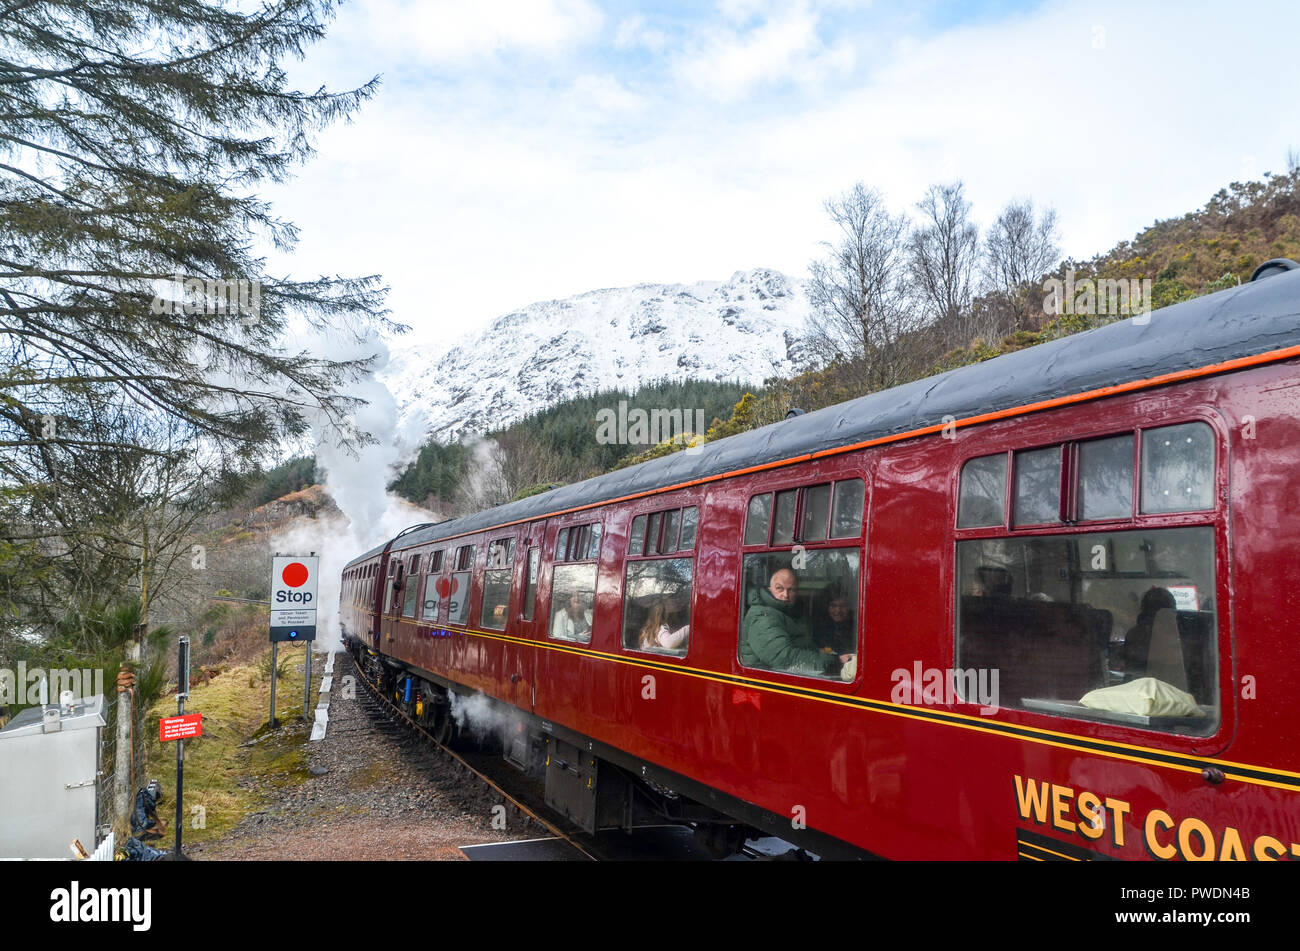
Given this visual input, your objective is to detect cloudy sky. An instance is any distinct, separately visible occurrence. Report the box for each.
[264,0,1300,349]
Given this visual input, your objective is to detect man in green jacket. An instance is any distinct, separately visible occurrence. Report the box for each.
[741,567,850,677]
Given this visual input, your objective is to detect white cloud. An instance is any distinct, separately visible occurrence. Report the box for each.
[357,0,603,63]
[265,0,1300,354]
[674,2,854,101]
[613,14,669,52]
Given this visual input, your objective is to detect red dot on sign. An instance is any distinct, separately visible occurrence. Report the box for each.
[282,562,309,587]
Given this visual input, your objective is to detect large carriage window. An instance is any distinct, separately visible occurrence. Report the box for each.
[402,554,421,617]
[738,549,860,680]
[550,563,596,643]
[481,538,514,630]
[1141,422,1214,514]
[955,526,1218,734]
[447,570,471,624]
[421,567,442,620]
[622,558,693,655]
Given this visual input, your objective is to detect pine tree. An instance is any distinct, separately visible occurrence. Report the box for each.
[1,1,394,628]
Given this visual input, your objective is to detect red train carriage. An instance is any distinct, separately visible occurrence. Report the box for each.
[339,260,1300,860]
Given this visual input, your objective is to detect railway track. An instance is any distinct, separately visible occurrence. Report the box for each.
[346,650,600,860]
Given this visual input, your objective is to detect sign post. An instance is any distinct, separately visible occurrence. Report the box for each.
[269,554,319,725]
[163,635,194,858]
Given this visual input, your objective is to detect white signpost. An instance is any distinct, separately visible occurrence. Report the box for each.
[269,554,319,725]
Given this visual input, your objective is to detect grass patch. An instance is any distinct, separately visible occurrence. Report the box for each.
[143,643,324,847]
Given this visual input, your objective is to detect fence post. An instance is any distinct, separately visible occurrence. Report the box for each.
[112,668,135,845]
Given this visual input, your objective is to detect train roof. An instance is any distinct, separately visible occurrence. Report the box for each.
[350,266,1300,565]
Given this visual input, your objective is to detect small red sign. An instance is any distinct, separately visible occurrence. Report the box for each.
[160,713,203,742]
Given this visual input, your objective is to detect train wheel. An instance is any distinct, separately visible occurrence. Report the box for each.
[432,704,455,746]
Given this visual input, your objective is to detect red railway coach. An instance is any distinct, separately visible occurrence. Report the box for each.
[340,260,1300,860]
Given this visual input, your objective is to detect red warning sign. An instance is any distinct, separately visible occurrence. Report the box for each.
[160,713,203,742]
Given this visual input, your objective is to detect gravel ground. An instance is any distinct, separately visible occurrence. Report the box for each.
[189,653,525,860]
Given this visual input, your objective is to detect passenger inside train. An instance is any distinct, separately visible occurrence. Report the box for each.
[623,557,693,655]
[739,556,858,679]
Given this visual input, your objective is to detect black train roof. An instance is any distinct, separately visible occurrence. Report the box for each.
[351,268,1300,564]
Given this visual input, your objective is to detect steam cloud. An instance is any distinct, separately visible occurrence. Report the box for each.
[271,327,433,655]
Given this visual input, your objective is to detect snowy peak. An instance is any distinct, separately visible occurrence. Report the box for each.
[384,268,811,441]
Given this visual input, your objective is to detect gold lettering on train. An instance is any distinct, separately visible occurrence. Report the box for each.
[1013,774,1299,860]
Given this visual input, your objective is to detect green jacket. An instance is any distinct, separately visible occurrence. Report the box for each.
[740,586,838,675]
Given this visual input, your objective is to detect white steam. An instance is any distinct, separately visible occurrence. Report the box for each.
[449,690,526,747]
[271,327,434,654]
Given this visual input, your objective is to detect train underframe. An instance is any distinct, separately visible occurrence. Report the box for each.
[343,633,870,860]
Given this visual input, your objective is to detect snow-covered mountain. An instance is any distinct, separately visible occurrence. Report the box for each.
[384,268,812,441]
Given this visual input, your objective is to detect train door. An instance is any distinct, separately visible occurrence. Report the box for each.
[504,520,545,714]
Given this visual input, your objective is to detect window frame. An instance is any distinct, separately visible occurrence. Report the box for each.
[950,410,1231,750]
[742,477,867,550]
[735,473,868,686]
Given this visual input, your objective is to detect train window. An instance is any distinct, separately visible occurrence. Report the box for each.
[403,555,421,617]
[801,483,832,543]
[550,563,596,643]
[1141,422,1215,514]
[488,538,513,569]
[622,558,693,656]
[1013,446,1062,527]
[557,522,601,563]
[447,571,471,624]
[645,512,662,554]
[629,515,646,556]
[384,561,399,615]
[455,545,474,571]
[1078,434,1134,520]
[830,479,865,538]
[772,490,797,545]
[421,572,442,620]
[958,455,1007,528]
[738,548,861,680]
[744,494,772,546]
[430,549,444,573]
[955,526,1218,734]
[481,538,514,630]
[523,547,540,621]
[679,507,698,550]
[659,509,680,554]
